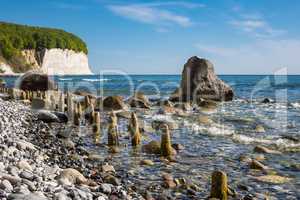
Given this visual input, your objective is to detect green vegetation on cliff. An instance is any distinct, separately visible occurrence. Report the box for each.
[0,22,88,72]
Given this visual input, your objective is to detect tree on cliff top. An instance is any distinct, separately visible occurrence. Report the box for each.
[0,22,88,61]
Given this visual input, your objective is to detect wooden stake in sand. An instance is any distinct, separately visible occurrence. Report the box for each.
[58,92,65,112]
[93,112,101,143]
[160,124,175,157]
[67,92,74,119]
[107,111,119,146]
[129,112,141,147]
[73,104,80,126]
[210,170,228,200]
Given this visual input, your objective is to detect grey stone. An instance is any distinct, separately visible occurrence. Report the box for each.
[0,180,13,193]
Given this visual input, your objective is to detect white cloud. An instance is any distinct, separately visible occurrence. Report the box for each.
[195,40,300,74]
[107,2,197,28]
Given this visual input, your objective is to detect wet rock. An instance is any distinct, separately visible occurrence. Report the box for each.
[174,102,192,111]
[157,100,174,107]
[262,98,274,104]
[56,168,88,185]
[255,125,265,133]
[253,146,281,154]
[116,111,131,119]
[254,175,292,184]
[249,160,267,170]
[172,143,185,151]
[142,141,161,154]
[198,115,213,125]
[36,110,60,123]
[102,96,127,111]
[52,111,68,123]
[178,56,234,101]
[152,120,178,130]
[140,159,154,166]
[198,99,218,109]
[19,72,57,91]
[103,175,120,186]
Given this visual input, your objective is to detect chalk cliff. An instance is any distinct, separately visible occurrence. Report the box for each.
[0,48,92,75]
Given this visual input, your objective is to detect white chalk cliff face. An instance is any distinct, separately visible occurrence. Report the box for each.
[40,49,92,75]
[0,48,92,75]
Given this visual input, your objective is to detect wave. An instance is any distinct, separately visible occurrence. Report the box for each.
[82,78,110,82]
[59,78,73,81]
[291,102,300,109]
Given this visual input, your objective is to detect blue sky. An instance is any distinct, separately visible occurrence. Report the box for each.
[1,0,300,74]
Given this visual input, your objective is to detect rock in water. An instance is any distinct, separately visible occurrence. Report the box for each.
[19,71,57,91]
[103,96,127,110]
[210,170,228,200]
[175,56,234,102]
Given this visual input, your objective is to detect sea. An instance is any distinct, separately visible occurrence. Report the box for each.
[1,74,300,199]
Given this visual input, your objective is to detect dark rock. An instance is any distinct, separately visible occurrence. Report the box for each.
[19,71,57,91]
[52,111,68,123]
[102,96,126,110]
[176,56,234,102]
[262,98,274,104]
[36,110,60,123]
[129,92,151,109]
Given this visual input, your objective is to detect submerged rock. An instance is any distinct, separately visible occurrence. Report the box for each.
[253,146,281,154]
[254,175,292,184]
[175,56,234,102]
[255,125,265,133]
[36,110,60,123]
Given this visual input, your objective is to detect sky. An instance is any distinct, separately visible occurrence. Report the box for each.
[1,0,300,74]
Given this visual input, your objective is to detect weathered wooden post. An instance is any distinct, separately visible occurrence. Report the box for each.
[73,103,80,126]
[50,94,56,110]
[89,104,95,124]
[93,112,101,143]
[129,112,141,146]
[107,111,119,146]
[210,170,228,200]
[67,92,74,120]
[160,124,174,157]
[58,92,65,112]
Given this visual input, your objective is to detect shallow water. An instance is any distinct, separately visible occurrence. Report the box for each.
[2,74,300,198]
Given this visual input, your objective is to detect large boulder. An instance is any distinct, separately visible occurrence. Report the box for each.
[174,56,234,102]
[19,71,57,91]
[102,96,127,110]
[129,92,151,109]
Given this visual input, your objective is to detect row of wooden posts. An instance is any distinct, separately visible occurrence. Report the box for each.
[0,85,229,200]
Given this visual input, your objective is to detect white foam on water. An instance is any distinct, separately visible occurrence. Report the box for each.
[291,102,300,109]
[59,78,73,81]
[82,78,110,82]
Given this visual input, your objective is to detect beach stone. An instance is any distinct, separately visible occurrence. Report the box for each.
[19,72,57,91]
[17,160,33,171]
[20,171,34,181]
[100,183,112,194]
[174,102,192,111]
[103,175,120,186]
[2,174,22,186]
[0,180,13,192]
[101,164,115,173]
[176,56,234,102]
[36,110,60,123]
[8,192,48,200]
[56,168,87,185]
[142,140,161,154]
